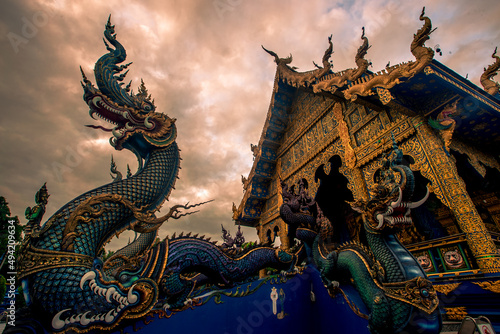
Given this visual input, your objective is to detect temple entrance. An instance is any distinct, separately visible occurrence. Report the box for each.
[452,150,500,234]
[314,155,358,244]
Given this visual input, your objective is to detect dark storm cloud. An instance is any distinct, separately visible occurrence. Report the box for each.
[1,0,499,250]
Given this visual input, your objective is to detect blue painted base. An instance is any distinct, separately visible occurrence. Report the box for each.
[435,276,500,333]
[110,266,370,334]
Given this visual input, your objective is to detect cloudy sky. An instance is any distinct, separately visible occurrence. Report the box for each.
[1,0,499,250]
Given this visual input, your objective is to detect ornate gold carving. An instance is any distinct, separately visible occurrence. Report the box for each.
[410,117,500,273]
[349,167,369,202]
[279,91,337,160]
[398,225,425,245]
[62,194,203,251]
[312,27,370,94]
[383,277,439,314]
[241,175,249,190]
[354,115,384,147]
[433,283,461,295]
[17,244,93,280]
[250,143,260,159]
[282,115,340,189]
[343,8,435,103]
[332,102,356,168]
[232,202,243,220]
[354,119,415,168]
[263,36,333,88]
[428,100,459,153]
[444,307,468,321]
[376,87,394,105]
[480,47,500,95]
[472,280,500,293]
[103,252,146,275]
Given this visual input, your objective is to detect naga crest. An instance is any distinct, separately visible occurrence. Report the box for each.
[81,16,176,154]
[350,137,429,231]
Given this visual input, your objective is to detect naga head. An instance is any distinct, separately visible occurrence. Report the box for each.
[81,17,176,159]
[349,138,429,232]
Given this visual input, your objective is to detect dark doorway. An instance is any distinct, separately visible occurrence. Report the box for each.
[315,155,358,244]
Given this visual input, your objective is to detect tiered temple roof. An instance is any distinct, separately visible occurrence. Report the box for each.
[233,7,500,227]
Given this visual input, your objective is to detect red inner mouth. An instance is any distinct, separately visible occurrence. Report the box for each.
[87,98,128,131]
[392,206,407,217]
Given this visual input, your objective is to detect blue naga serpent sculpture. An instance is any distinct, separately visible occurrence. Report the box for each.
[279,140,442,334]
[13,17,302,333]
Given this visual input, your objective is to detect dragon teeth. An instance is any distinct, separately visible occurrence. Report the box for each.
[54,273,139,329]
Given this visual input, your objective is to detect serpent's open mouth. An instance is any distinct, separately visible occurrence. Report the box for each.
[374,187,430,229]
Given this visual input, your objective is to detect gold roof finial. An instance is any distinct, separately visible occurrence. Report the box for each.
[355,27,371,71]
[480,47,500,95]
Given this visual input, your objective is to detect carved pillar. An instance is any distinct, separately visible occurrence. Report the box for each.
[333,101,368,202]
[278,218,291,250]
[412,117,500,273]
[333,102,356,169]
[350,167,370,201]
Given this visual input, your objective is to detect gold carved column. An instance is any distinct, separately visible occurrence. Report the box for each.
[412,117,500,273]
[332,101,369,201]
[348,167,370,202]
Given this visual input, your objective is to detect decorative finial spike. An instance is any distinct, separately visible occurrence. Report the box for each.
[80,66,90,84]
[109,155,122,182]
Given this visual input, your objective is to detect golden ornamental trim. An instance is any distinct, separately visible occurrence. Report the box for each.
[277,93,337,160]
[17,244,93,280]
[332,102,356,168]
[382,277,439,314]
[61,194,202,251]
[376,87,394,105]
[425,66,500,113]
[444,307,468,321]
[433,282,461,295]
[472,280,500,293]
[355,120,415,168]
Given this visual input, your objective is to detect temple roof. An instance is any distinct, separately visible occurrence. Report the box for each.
[233,8,500,227]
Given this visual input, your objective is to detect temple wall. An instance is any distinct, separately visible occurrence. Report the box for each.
[256,89,500,273]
